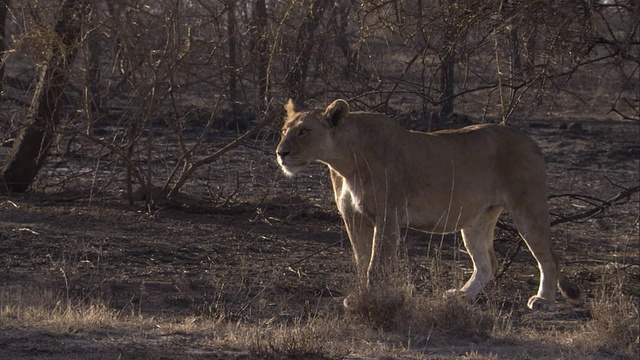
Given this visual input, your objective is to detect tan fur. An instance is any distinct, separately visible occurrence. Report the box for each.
[276,99,580,311]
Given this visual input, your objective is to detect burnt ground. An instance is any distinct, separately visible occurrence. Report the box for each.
[0,118,638,359]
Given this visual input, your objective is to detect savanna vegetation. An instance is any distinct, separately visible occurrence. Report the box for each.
[0,1,638,359]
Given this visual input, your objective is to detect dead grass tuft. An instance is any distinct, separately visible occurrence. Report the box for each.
[248,317,350,359]
[0,286,131,333]
[345,273,494,340]
[344,276,414,330]
[458,350,499,360]
[418,295,495,339]
[575,287,639,358]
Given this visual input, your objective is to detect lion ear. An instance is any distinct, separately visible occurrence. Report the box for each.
[284,99,297,119]
[324,99,349,127]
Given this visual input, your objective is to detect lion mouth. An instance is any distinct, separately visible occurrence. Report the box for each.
[281,165,304,176]
[278,157,307,176]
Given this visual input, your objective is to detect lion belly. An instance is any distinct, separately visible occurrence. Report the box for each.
[403,203,489,234]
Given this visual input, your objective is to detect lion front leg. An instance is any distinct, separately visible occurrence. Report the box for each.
[341,211,374,281]
[342,215,404,311]
[331,170,376,283]
[340,211,375,310]
[367,219,402,282]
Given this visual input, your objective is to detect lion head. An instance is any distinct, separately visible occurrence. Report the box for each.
[276,99,349,176]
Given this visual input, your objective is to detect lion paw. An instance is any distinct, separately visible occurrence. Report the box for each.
[343,294,355,310]
[527,296,556,311]
[444,289,472,302]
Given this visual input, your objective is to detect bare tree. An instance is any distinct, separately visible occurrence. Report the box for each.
[251,0,270,112]
[0,0,9,96]
[1,0,88,193]
[285,0,330,102]
[84,5,102,118]
[329,0,360,76]
[226,0,239,117]
[437,0,456,120]
[1,0,636,199]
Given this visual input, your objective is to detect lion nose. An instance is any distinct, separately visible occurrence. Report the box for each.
[277,150,290,159]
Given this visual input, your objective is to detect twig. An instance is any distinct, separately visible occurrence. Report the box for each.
[550,185,639,226]
[166,114,274,199]
[239,238,344,277]
[497,184,640,277]
[278,240,343,272]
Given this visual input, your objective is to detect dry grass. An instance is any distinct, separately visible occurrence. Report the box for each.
[344,269,495,342]
[1,273,639,359]
[0,287,129,332]
[246,317,351,358]
[570,286,640,358]
[2,250,639,360]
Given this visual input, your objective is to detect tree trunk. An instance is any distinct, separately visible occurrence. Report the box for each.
[331,0,358,76]
[438,56,455,119]
[285,0,329,102]
[437,0,456,121]
[509,27,522,77]
[226,1,238,118]
[0,0,10,96]
[251,0,269,112]
[85,5,102,119]
[1,0,87,193]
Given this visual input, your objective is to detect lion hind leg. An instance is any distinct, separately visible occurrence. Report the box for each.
[450,206,503,301]
[510,204,561,311]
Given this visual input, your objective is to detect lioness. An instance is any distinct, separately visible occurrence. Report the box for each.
[276,99,580,311]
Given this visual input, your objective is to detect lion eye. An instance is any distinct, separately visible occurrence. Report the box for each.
[298,128,310,137]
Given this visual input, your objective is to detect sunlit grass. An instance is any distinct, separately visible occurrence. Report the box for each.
[569,286,640,358]
[1,267,638,359]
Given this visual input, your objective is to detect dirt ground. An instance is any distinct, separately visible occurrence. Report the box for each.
[0,117,638,359]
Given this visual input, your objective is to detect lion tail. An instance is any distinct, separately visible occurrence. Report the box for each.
[558,273,581,304]
[552,248,581,304]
